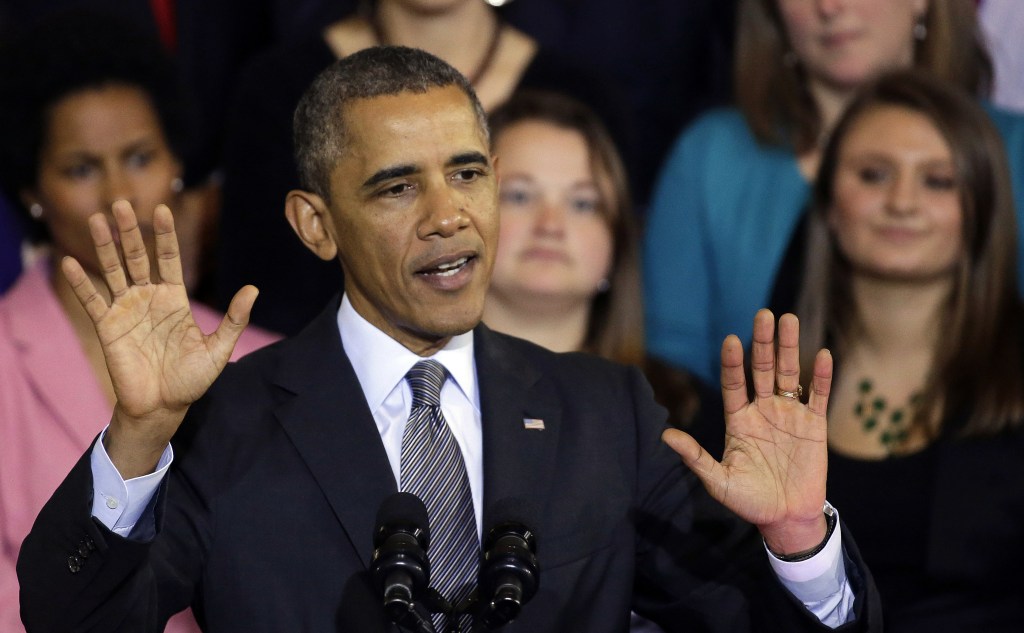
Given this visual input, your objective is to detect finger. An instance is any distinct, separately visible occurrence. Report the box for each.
[775,313,801,395]
[208,285,259,362]
[806,348,833,418]
[88,213,128,297]
[61,256,109,322]
[153,204,184,286]
[720,334,749,415]
[750,309,776,400]
[112,200,151,286]
[662,429,728,501]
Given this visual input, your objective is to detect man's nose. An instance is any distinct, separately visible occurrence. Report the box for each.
[422,185,470,238]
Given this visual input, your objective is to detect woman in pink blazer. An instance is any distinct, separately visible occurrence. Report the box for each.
[0,11,279,631]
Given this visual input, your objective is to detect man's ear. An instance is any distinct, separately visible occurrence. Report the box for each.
[285,189,338,261]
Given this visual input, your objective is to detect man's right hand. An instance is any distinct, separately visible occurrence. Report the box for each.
[62,200,257,479]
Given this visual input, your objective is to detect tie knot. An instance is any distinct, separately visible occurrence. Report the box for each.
[406,359,447,408]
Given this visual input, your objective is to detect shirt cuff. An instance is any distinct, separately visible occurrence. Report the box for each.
[766,503,854,627]
[90,429,173,536]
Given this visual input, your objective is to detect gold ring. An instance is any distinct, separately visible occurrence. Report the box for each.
[775,384,803,400]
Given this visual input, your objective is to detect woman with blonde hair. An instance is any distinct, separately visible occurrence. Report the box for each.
[484,90,709,435]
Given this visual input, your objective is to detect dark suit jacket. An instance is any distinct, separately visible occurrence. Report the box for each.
[18,300,881,632]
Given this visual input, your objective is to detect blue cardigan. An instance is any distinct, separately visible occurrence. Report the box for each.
[643,106,1024,384]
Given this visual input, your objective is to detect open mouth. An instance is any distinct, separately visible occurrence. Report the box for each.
[418,255,473,277]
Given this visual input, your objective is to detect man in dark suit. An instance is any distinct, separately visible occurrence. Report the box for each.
[18,47,879,632]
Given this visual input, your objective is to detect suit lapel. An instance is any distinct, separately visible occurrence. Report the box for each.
[272,300,397,568]
[475,325,562,530]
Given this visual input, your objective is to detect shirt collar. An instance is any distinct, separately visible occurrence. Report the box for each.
[337,293,479,413]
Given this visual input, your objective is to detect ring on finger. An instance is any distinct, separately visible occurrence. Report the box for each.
[775,384,803,400]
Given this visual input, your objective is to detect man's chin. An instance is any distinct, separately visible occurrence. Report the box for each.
[418,306,484,338]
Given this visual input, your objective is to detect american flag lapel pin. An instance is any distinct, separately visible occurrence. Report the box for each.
[522,417,545,431]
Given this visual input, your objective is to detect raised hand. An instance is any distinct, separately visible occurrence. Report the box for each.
[61,200,257,478]
[662,309,832,555]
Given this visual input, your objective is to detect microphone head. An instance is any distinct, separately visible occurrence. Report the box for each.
[481,497,540,625]
[374,492,430,549]
[371,492,432,616]
[484,498,538,549]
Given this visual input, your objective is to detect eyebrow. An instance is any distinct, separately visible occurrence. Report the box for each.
[843,151,954,167]
[447,151,489,168]
[54,138,157,161]
[362,164,418,189]
[361,151,490,190]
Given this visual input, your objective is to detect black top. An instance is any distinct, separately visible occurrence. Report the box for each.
[216,35,630,335]
[828,447,934,616]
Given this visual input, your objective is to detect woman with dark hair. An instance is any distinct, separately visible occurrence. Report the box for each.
[483,90,711,435]
[642,0,1024,385]
[0,12,277,630]
[794,69,1024,630]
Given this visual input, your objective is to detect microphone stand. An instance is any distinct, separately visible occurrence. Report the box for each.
[414,588,479,633]
[449,590,478,633]
[391,601,437,633]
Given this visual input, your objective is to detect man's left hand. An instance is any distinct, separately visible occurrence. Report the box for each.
[663,309,831,556]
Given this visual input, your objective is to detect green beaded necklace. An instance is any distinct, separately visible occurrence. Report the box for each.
[853,378,923,450]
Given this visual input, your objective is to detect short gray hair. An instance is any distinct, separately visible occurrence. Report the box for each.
[293,45,489,201]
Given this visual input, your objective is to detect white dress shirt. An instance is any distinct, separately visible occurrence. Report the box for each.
[336,293,484,536]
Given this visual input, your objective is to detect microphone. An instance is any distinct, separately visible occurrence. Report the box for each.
[479,499,540,629]
[371,492,435,633]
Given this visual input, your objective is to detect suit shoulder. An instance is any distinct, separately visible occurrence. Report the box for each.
[484,328,642,387]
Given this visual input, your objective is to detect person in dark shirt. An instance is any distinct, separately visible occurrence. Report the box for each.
[792,70,1024,631]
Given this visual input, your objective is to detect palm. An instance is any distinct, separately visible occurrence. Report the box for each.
[711,395,827,527]
[663,310,832,553]
[96,281,227,419]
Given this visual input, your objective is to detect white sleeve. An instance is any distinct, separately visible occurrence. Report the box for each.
[767,505,855,628]
[89,429,173,536]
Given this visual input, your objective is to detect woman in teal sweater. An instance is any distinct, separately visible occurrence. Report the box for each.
[643,0,1024,384]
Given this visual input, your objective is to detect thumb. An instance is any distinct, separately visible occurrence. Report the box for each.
[662,428,727,498]
[208,285,259,361]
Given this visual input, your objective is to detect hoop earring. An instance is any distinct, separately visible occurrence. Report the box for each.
[29,203,44,220]
[171,177,184,193]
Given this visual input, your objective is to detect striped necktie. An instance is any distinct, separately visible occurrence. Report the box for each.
[401,360,479,631]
